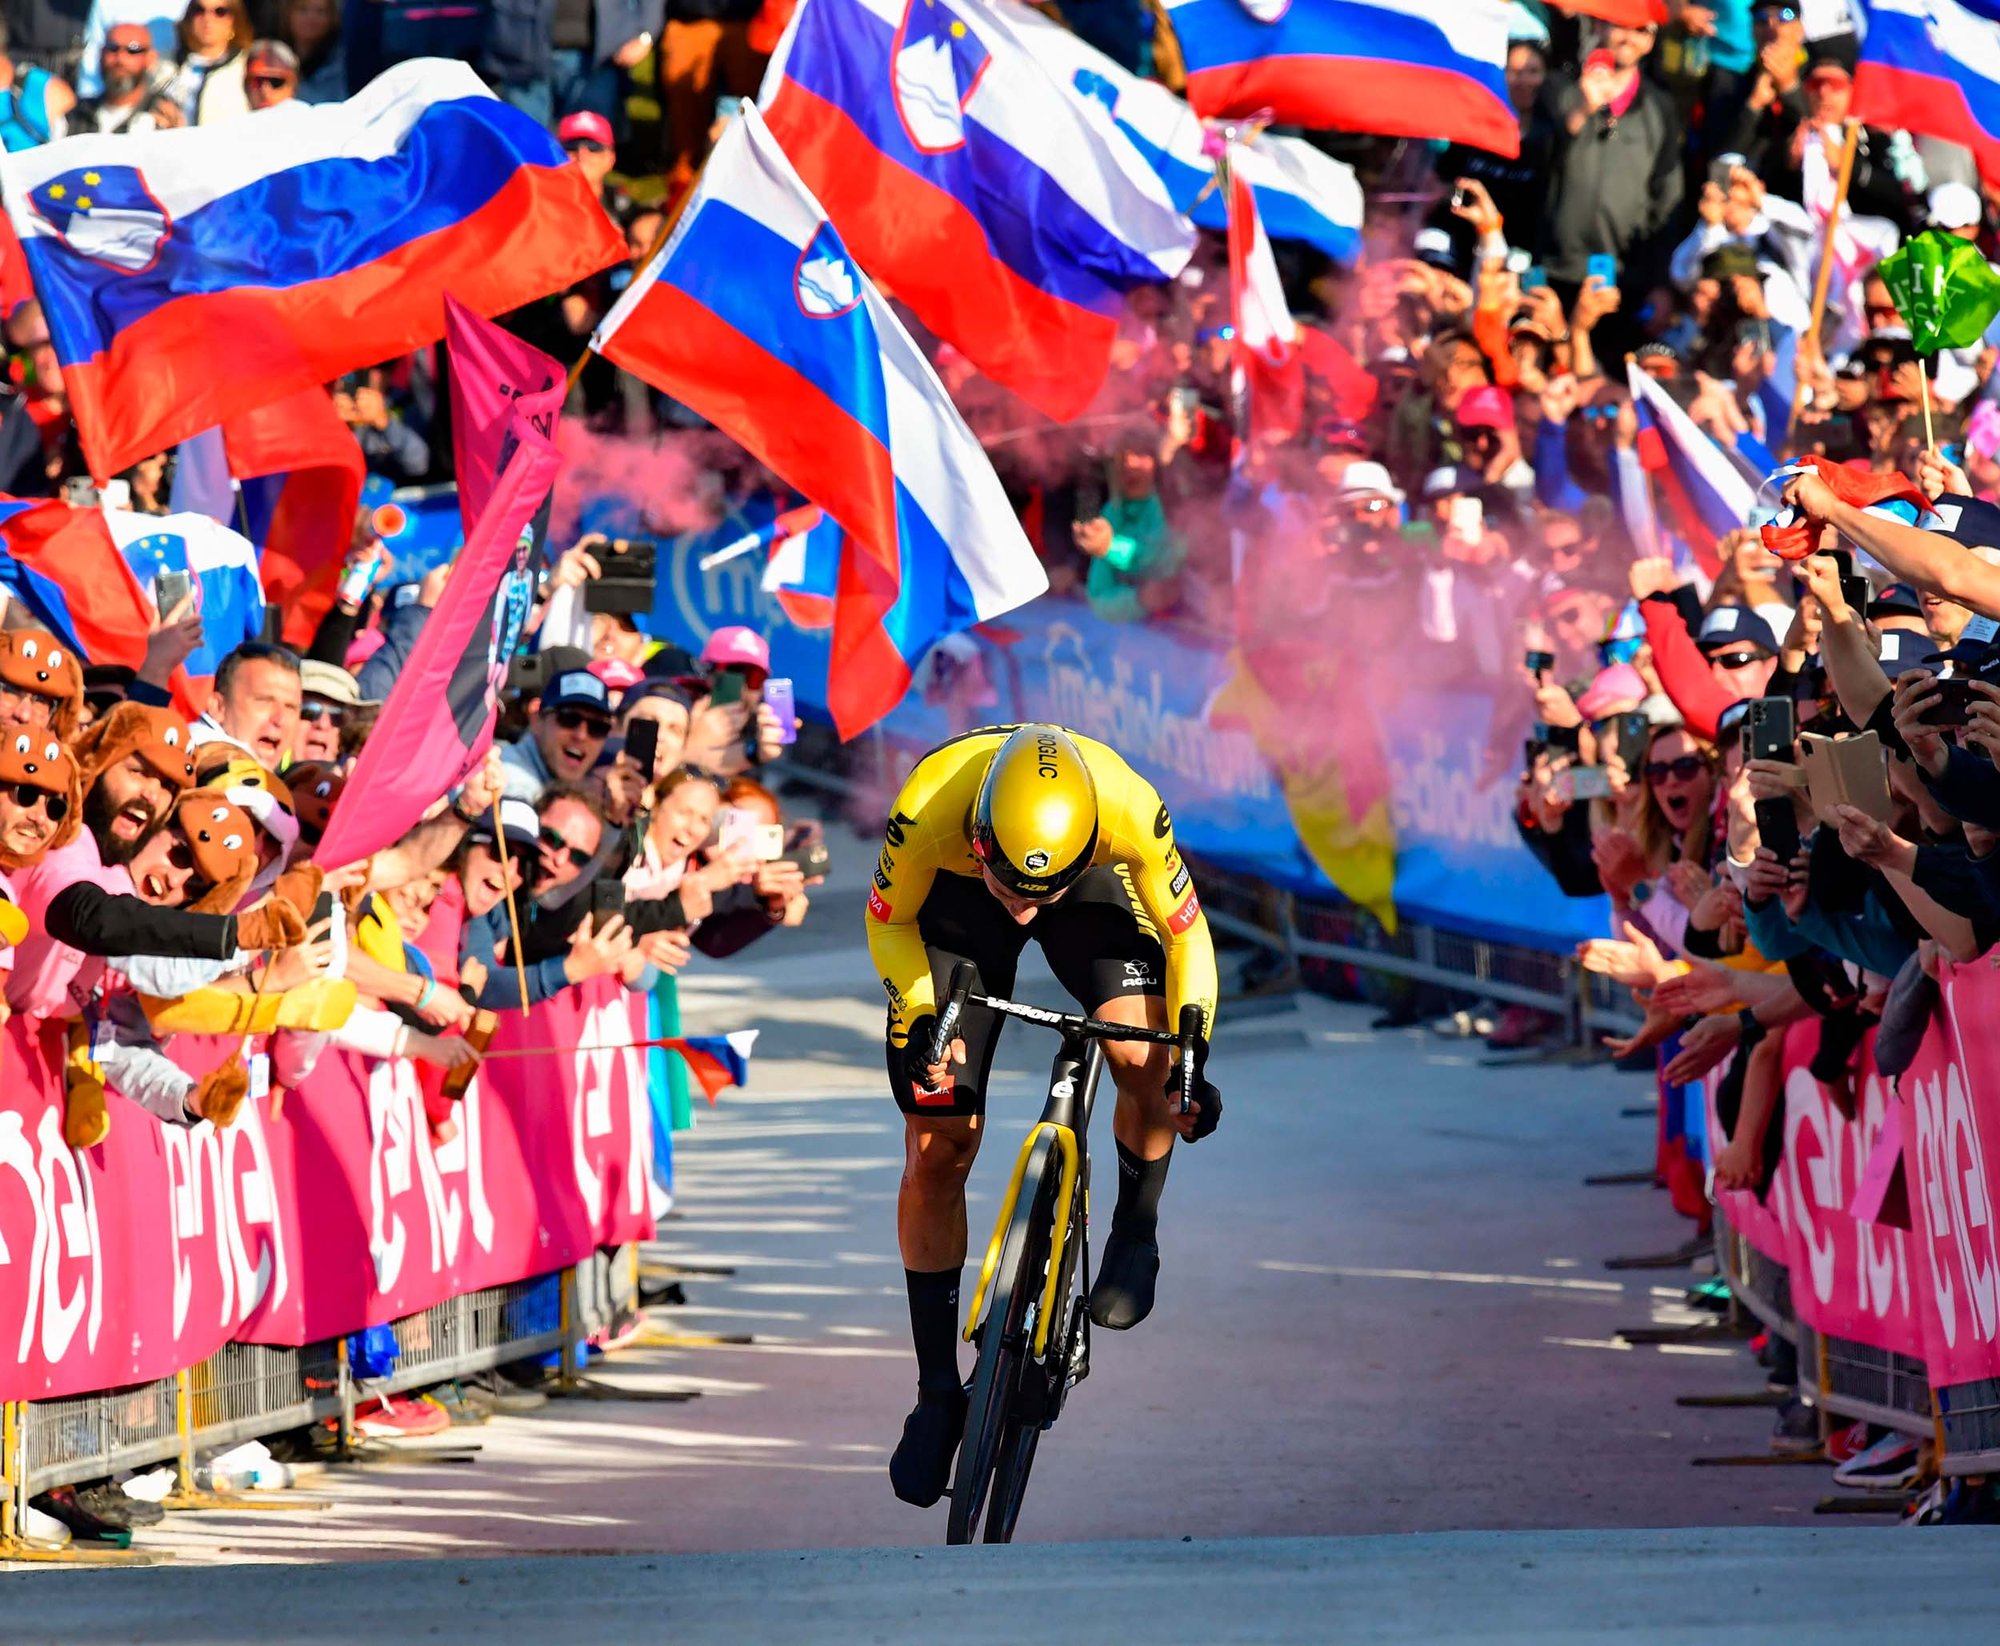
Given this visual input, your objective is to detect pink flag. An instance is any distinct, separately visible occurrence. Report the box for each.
[313,409,561,869]
[445,293,566,536]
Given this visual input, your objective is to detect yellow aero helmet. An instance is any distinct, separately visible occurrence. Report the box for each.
[970,725,1098,899]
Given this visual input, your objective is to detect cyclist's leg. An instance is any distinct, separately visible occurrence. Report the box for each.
[1037,868,1175,1329]
[888,878,1022,1505]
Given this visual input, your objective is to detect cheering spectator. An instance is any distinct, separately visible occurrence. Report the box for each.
[499,666,616,801]
[195,640,302,769]
[164,0,251,125]
[242,35,293,106]
[1539,17,1683,321]
[72,18,168,131]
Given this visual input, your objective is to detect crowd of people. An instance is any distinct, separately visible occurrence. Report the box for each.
[13,0,2000,1535]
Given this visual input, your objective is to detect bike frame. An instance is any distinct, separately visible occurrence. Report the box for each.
[962,1029,1105,1359]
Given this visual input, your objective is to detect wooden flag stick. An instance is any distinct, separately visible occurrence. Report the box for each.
[1788,119,1861,442]
[489,804,533,1020]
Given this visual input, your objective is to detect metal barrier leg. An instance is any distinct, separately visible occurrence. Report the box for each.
[336,1336,355,1460]
[558,1267,582,1389]
[163,1364,325,1513]
[0,1397,164,1564]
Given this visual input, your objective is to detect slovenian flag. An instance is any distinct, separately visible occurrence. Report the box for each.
[1856,0,2000,185]
[1010,2,1362,262]
[762,505,840,631]
[1163,0,1519,159]
[591,106,1047,737]
[1627,361,1761,579]
[0,495,169,666]
[665,1032,759,1103]
[114,512,267,677]
[759,0,1194,421]
[0,58,623,481]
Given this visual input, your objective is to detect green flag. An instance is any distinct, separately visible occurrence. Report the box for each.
[1878,229,2000,354]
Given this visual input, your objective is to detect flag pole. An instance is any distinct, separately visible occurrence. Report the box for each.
[566,148,716,395]
[1787,118,1861,443]
[1920,362,1937,453]
[489,804,533,1020]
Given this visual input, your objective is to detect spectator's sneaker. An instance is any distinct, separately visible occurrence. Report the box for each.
[638,1277,687,1308]
[425,1382,491,1427]
[596,1310,645,1353]
[1769,1397,1820,1455]
[352,1393,451,1439]
[1826,1421,1873,1466]
[889,1386,967,1508]
[73,1481,164,1528]
[1834,1431,1923,1492]
[478,1370,549,1413]
[1087,1227,1160,1330]
[29,1487,133,1548]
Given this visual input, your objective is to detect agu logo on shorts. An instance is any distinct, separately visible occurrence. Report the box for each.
[868,886,893,921]
[1167,887,1202,934]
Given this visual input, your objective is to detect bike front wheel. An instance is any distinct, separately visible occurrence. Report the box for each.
[947,1137,1057,1545]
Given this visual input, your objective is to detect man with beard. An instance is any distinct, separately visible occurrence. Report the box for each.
[73,22,174,134]
[5,704,309,1021]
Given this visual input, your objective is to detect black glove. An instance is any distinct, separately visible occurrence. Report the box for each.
[1166,1031,1221,1142]
[899,1013,950,1099]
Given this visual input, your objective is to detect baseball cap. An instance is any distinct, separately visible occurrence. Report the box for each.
[1868,581,1926,621]
[1930,180,1984,233]
[1696,604,1781,656]
[540,668,614,717]
[1876,628,1941,679]
[1411,225,1465,278]
[1421,465,1482,500]
[246,39,298,73]
[699,625,772,673]
[467,795,542,857]
[1575,662,1648,721]
[588,656,646,692]
[1332,461,1405,506]
[298,659,375,708]
[1454,384,1514,432]
[557,110,615,148]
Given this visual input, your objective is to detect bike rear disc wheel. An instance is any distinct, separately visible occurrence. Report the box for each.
[981,1417,1042,1543]
[947,1139,1057,1545]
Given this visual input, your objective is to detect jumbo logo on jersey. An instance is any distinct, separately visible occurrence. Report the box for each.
[891,0,992,154]
[30,166,171,275]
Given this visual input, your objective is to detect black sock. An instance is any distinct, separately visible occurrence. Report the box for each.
[1111,1140,1170,1241]
[905,1267,963,1397]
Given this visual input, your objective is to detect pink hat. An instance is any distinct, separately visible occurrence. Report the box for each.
[557,110,615,148]
[1455,384,1514,432]
[589,657,645,691]
[699,625,771,672]
[1574,662,1648,721]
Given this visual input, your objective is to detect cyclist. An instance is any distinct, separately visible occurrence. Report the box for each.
[868,723,1222,1507]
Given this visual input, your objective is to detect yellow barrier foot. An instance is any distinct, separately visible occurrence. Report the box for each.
[0,1533,171,1566]
[634,1328,756,1349]
[162,1489,330,1512]
[546,1377,699,1404]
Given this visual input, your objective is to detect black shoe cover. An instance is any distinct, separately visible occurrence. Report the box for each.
[1087,1227,1160,1330]
[890,1386,968,1507]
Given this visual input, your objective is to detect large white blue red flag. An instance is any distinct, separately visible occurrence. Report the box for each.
[1163,0,1519,158]
[1010,0,1361,261]
[0,59,622,481]
[115,512,266,678]
[1856,0,2000,185]
[591,106,1047,737]
[1627,361,1761,579]
[758,0,1194,422]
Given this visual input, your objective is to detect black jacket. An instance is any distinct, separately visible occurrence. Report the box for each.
[1536,72,1685,288]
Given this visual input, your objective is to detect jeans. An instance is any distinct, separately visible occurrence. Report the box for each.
[499,48,624,134]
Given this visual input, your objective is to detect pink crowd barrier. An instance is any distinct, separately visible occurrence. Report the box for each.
[1,978,654,1402]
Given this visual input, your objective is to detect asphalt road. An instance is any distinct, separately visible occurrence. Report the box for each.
[11,860,1982,1635]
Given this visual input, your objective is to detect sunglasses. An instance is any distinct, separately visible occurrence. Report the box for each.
[191,3,234,15]
[8,782,67,820]
[250,73,293,89]
[104,39,153,53]
[553,708,613,735]
[563,137,609,154]
[298,700,345,724]
[1709,649,1769,670]
[538,826,593,870]
[1645,755,1709,784]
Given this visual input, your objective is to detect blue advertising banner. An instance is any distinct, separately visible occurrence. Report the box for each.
[641,528,1609,953]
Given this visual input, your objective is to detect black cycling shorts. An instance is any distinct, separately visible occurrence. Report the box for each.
[888,866,1167,1120]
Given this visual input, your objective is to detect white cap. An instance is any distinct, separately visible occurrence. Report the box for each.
[1930,181,1984,232]
[1332,461,1405,505]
